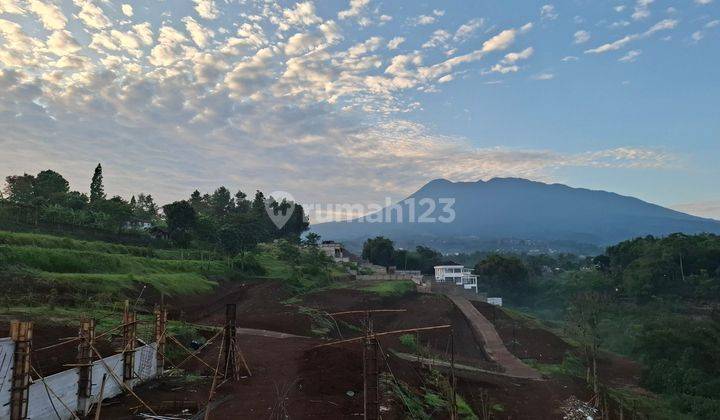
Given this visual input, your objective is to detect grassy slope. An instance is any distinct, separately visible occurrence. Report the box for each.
[0,230,223,299]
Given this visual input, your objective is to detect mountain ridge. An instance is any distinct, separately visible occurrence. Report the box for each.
[311,178,720,253]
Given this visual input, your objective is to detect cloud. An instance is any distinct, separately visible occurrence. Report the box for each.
[47,30,81,56]
[454,18,484,42]
[0,0,684,209]
[387,36,404,50]
[585,18,677,53]
[619,49,642,62]
[573,30,590,44]
[183,16,215,48]
[532,72,555,80]
[194,0,219,20]
[338,0,369,20]
[695,0,713,5]
[278,1,322,30]
[671,201,720,220]
[121,4,133,17]
[706,20,720,28]
[482,29,517,52]
[501,47,534,64]
[632,0,654,21]
[29,0,67,30]
[540,4,558,21]
[0,0,25,14]
[409,15,436,26]
[422,29,451,48]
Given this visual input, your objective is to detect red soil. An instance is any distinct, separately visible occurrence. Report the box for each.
[20,281,643,419]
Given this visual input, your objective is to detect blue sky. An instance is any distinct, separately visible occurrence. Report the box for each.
[0,0,718,219]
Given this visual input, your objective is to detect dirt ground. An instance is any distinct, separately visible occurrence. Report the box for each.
[9,280,645,419]
[0,320,117,376]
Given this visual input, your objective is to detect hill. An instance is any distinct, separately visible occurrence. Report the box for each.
[312,178,720,253]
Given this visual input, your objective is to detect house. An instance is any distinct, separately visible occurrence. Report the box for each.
[320,241,350,263]
[123,220,153,231]
[434,261,478,292]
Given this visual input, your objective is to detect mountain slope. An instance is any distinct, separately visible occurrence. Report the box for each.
[311,178,720,253]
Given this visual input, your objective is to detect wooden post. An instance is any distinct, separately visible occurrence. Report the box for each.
[450,329,457,420]
[363,335,379,420]
[122,301,137,385]
[77,318,95,417]
[10,321,32,420]
[223,304,237,381]
[93,374,107,420]
[363,311,379,420]
[154,305,168,376]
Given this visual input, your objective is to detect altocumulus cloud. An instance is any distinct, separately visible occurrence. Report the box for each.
[0,0,675,207]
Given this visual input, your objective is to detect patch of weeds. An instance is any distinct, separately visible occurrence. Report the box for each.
[527,351,585,378]
[297,306,335,337]
[399,333,418,352]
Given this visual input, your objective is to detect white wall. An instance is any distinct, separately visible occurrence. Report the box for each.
[0,337,157,420]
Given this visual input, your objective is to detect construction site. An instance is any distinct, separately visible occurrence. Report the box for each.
[0,276,648,420]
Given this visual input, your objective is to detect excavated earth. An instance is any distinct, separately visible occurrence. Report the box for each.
[26,279,646,419]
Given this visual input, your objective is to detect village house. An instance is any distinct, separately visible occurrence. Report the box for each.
[434,261,479,292]
[320,240,351,263]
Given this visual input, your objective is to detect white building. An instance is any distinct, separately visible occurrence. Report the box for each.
[320,241,350,263]
[434,263,478,292]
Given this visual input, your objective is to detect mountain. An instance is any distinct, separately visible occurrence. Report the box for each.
[311,178,720,254]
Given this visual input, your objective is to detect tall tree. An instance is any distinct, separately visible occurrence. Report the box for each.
[304,232,321,247]
[33,170,69,203]
[89,163,105,203]
[210,186,234,219]
[362,236,395,267]
[4,174,36,204]
[163,200,197,248]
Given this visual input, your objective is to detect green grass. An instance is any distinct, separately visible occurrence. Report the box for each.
[361,280,416,297]
[0,245,227,275]
[0,231,226,304]
[35,271,216,295]
[0,230,218,260]
[0,305,154,335]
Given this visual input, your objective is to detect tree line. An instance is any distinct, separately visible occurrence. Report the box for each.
[1,165,309,253]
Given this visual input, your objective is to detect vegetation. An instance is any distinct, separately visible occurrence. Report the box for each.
[2,165,310,255]
[361,235,444,274]
[471,233,720,419]
[361,280,416,297]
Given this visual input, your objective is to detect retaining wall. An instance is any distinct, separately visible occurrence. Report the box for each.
[0,337,157,419]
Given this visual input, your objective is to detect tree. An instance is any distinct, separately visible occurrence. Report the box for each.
[475,254,529,285]
[304,232,321,247]
[566,292,607,398]
[90,164,105,203]
[33,170,69,203]
[210,186,234,219]
[92,196,134,231]
[163,200,197,248]
[416,245,443,274]
[63,191,89,210]
[234,190,250,213]
[4,174,36,204]
[132,193,159,220]
[362,236,395,267]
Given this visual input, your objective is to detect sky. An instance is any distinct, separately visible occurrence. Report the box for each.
[1,0,719,220]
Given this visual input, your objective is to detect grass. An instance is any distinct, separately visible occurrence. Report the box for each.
[0,231,227,306]
[0,230,218,260]
[0,304,154,335]
[35,271,216,295]
[526,352,585,378]
[0,245,227,275]
[361,280,416,297]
